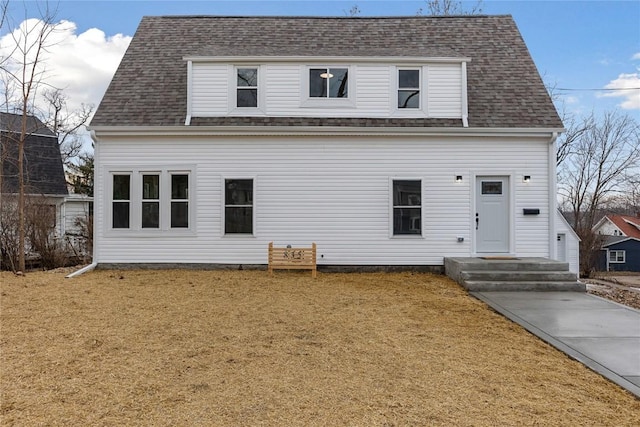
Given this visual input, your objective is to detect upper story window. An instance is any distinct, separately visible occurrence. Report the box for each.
[398,69,420,109]
[236,67,258,108]
[309,68,348,98]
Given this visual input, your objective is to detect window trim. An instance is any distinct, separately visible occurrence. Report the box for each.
[222,176,256,237]
[301,65,356,108]
[105,166,195,236]
[228,65,264,115]
[609,250,626,264]
[389,177,424,238]
[397,68,421,110]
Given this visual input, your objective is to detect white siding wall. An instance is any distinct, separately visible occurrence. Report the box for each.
[555,211,580,276]
[94,135,551,265]
[62,199,91,235]
[191,62,463,118]
[426,64,462,118]
[191,64,228,116]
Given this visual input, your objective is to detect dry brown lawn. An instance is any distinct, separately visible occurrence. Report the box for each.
[1,269,639,426]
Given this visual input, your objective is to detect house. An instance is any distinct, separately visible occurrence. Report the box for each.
[0,112,92,263]
[594,214,640,272]
[89,15,567,270]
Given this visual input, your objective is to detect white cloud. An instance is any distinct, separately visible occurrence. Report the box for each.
[632,52,640,60]
[1,18,131,118]
[600,71,640,110]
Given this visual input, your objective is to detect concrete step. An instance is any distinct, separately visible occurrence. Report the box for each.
[460,270,578,282]
[463,281,586,292]
[446,257,569,272]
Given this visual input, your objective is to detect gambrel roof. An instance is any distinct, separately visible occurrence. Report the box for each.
[91,15,562,129]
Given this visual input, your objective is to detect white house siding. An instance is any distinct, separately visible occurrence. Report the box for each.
[190,63,461,118]
[191,63,228,116]
[94,135,551,266]
[595,220,621,236]
[426,64,462,118]
[62,197,91,235]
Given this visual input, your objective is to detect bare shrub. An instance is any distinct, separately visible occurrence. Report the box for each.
[0,195,20,271]
[26,201,67,269]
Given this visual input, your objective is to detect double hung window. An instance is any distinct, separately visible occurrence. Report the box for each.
[392,180,422,235]
[112,174,131,229]
[225,179,253,234]
[236,67,258,108]
[142,174,160,228]
[171,174,189,228]
[398,69,420,109]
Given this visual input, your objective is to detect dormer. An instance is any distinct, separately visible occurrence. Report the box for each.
[184,56,470,126]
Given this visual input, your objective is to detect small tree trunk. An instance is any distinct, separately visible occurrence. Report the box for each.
[18,113,27,272]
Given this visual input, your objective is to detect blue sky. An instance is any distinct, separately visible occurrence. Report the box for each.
[4,0,640,117]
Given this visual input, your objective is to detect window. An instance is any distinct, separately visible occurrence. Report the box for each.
[609,250,626,263]
[236,67,258,108]
[225,179,253,234]
[112,174,130,228]
[142,174,160,228]
[171,174,189,228]
[109,169,192,232]
[309,68,348,98]
[398,69,420,109]
[393,180,421,235]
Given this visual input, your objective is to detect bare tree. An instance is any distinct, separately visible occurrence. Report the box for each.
[42,88,93,166]
[558,111,640,275]
[345,5,361,17]
[418,0,483,15]
[1,2,60,272]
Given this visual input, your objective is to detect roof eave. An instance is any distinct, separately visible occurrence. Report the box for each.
[90,125,564,138]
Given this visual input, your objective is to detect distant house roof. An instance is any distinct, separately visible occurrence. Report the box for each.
[601,236,640,248]
[91,15,562,129]
[596,215,640,239]
[1,112,68,196]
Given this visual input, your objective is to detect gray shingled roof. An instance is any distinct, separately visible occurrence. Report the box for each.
[91,15,562,129]
[1,113,68,196]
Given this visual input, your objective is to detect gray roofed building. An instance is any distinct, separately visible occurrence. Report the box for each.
[1,112,68,196]
[91,15,562,129]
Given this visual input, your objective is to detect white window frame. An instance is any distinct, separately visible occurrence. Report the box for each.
[609,250,626,263]
[397,68,421,110]
[389,177,424,238]
[106,166,195,236]
[392,66,428,117]
[228,65,264,115]
[222,176,256,237]
[301,65,356,108]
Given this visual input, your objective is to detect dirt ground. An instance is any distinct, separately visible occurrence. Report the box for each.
[1,269,639,426]
[584,273,640,310]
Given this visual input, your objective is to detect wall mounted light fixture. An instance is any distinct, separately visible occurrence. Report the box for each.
[455,175,463,183]
[523,175,531,183]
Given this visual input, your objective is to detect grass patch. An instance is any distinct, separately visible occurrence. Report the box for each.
[1,270,639,425]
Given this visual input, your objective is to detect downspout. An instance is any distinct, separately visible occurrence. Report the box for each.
[67,130,100,277]
[461,62,469,128]
[548,131,559,260]
[185,60,193,126]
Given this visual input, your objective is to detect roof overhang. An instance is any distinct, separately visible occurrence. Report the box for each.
[90,126,565,139]
[183,55,472,64]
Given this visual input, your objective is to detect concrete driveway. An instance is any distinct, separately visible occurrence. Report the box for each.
[472,291,640,398]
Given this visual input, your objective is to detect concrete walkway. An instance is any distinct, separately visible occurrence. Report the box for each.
[471,291,640,398]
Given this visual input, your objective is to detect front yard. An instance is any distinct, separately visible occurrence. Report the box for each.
[1,270,639,426]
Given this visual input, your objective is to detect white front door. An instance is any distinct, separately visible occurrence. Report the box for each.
[476,176,510,253]
[557,234,567,262]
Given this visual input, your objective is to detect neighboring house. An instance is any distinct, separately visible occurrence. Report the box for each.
[89,15,565,269]
[555,211,580,276]
[0,112,91,259]
[594,214,640,272]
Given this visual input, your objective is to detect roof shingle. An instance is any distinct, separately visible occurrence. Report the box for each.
[91,15,562,129]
